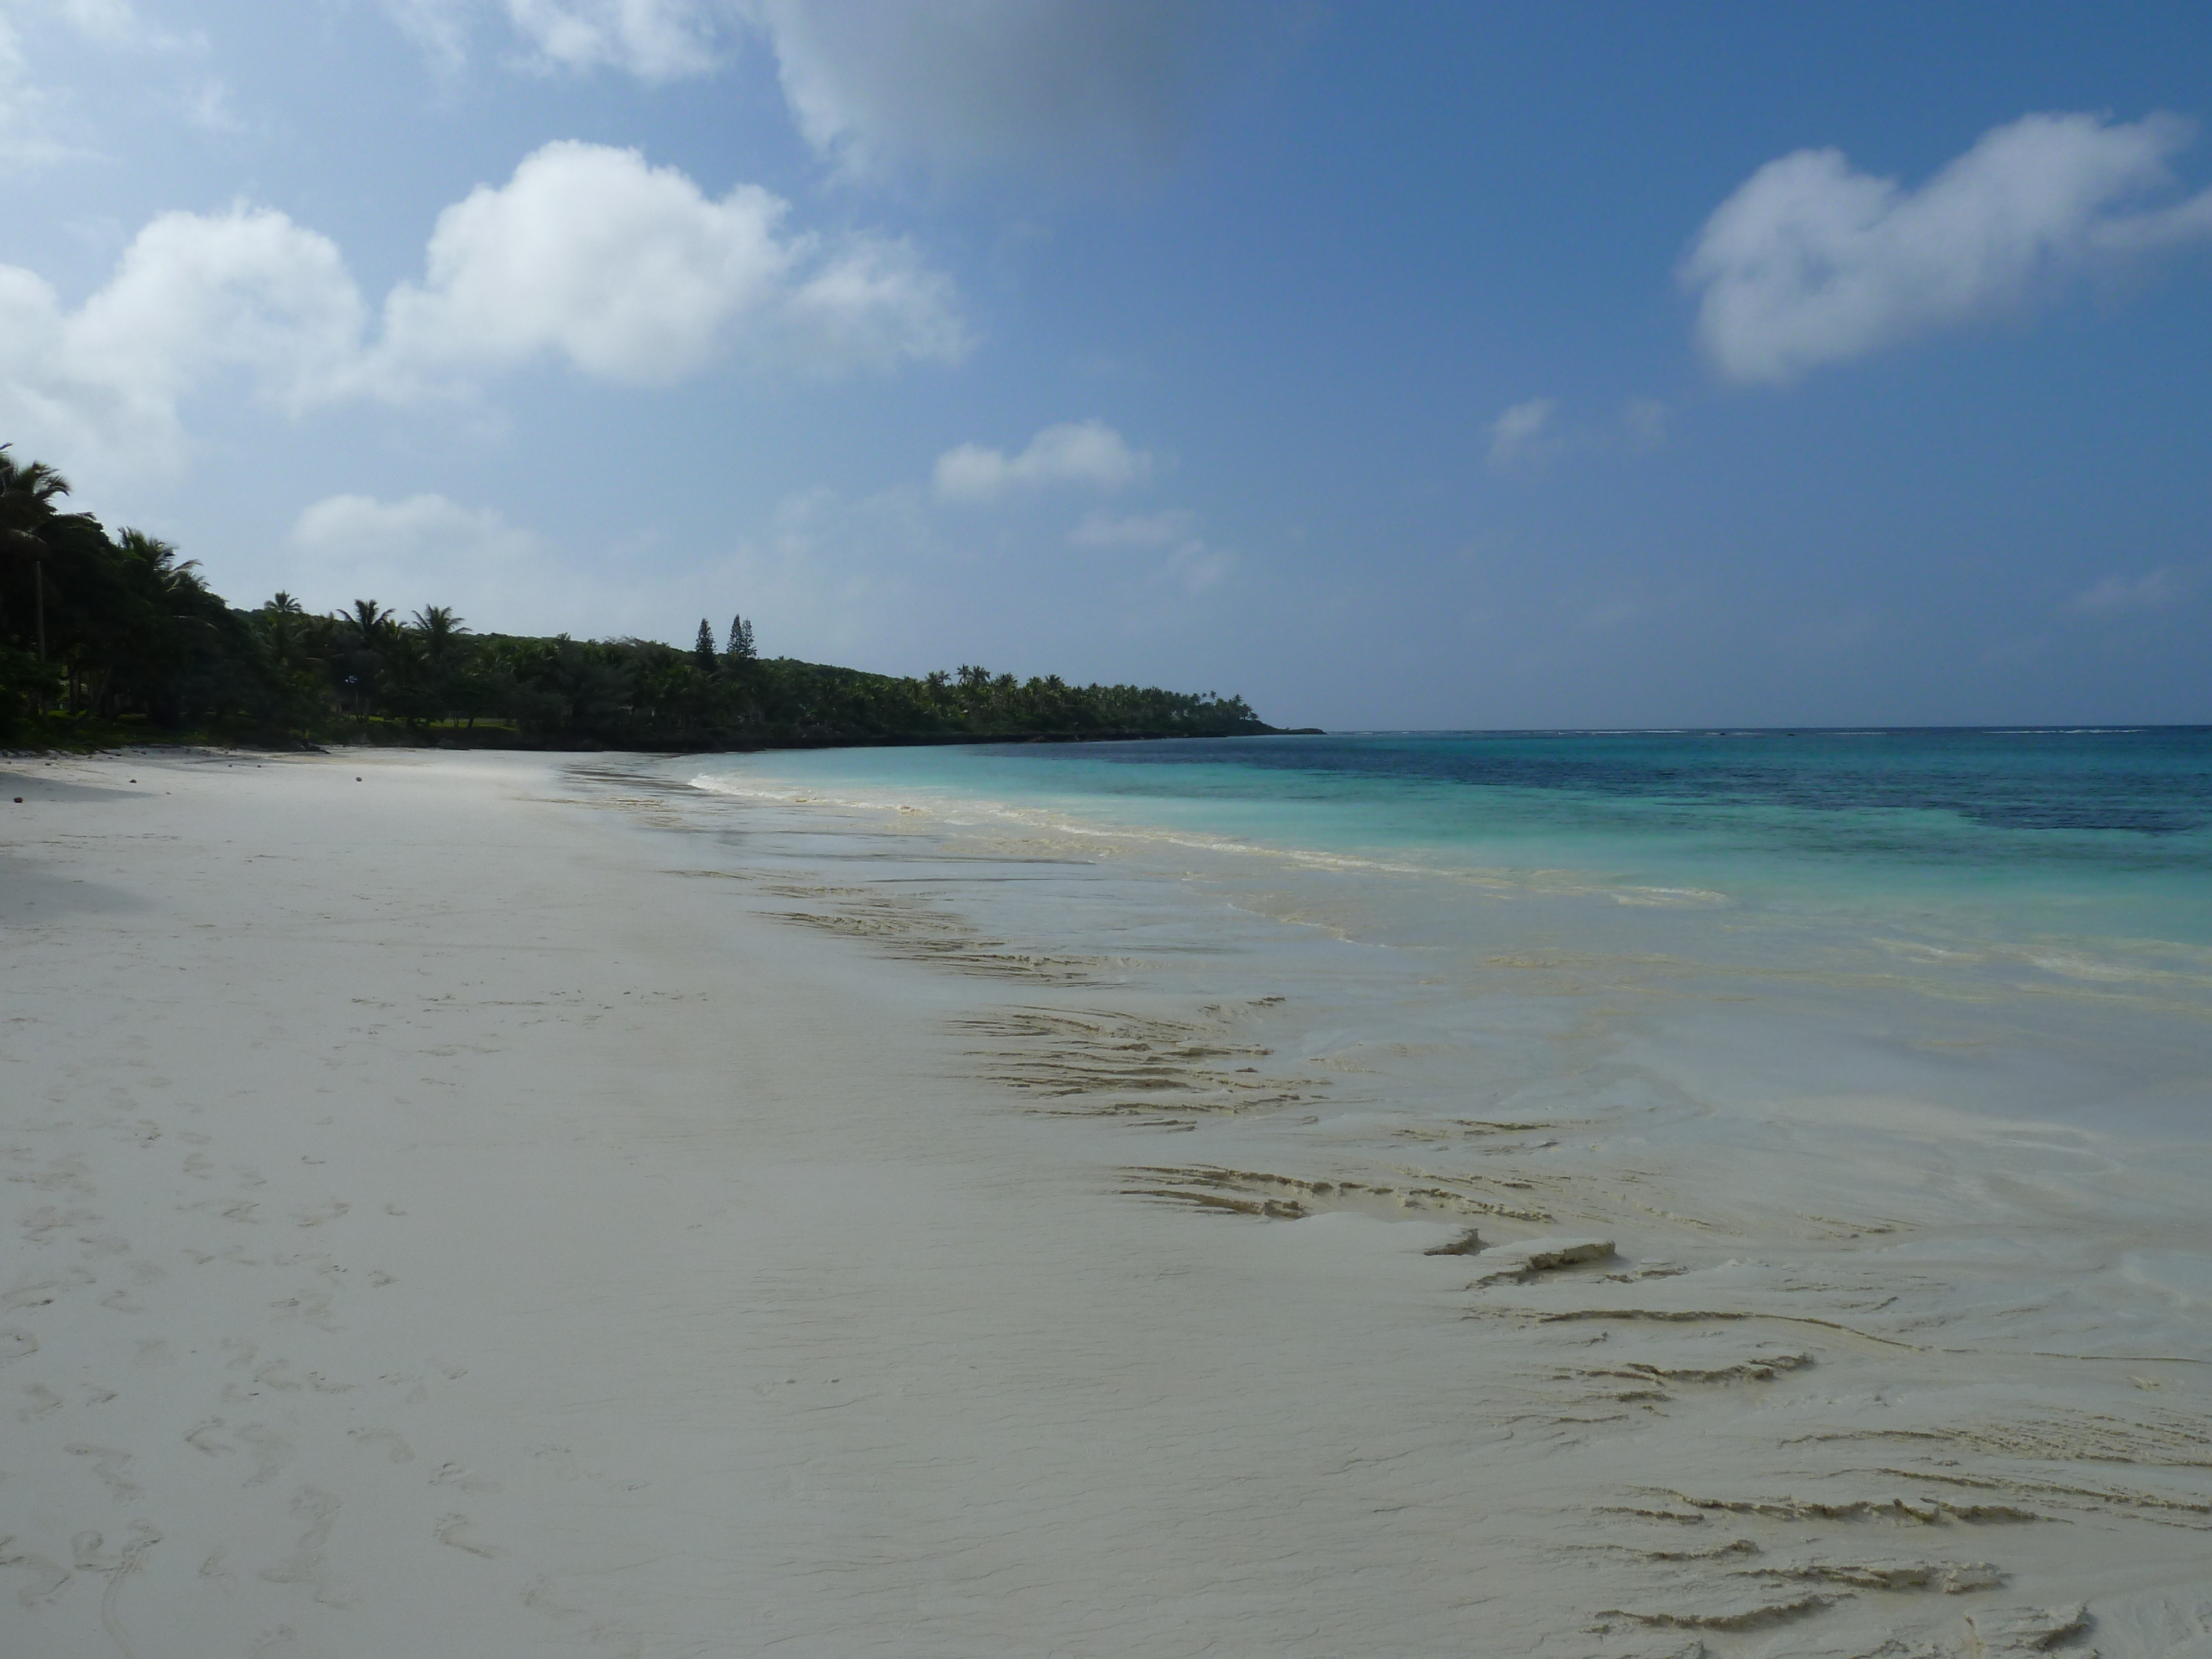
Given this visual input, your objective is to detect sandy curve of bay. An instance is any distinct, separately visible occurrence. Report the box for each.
[2,750,2206,1658]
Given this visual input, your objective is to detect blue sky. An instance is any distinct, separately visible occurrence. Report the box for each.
[3,1,2209,728]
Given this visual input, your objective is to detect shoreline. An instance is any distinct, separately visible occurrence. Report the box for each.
[5,748,2207,1656]
[1,724,1327,762]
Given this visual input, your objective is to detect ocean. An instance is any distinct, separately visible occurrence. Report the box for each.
[665,727,2212,1355]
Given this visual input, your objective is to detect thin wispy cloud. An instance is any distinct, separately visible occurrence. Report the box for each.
[381,0,475,76]
[0,0,204,163]
[934,420,1151,504]
[1068,504,1232,598]
[290,491,539,615]
[1485,397,1556,470]
[505,0,734,79]
[1623,397,1668,453]
[2067,566,2189,616]
[1068,508,1194,548]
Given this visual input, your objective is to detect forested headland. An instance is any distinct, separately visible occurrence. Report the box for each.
[0,450,1281,751]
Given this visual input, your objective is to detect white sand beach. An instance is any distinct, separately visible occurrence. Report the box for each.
[4,749,2209,1658]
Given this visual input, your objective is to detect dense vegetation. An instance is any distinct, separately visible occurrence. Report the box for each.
[0,449,1274,750]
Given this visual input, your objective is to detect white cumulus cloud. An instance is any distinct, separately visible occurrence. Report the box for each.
[935,420,1151,504]
[1683,112,2212,384]
[378,141,963,388]
[0,142,963,475]
[0,205,366,471]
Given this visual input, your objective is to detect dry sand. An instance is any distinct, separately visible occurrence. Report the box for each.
[3,749,2208,1658]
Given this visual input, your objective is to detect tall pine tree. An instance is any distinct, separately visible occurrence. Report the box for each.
[693,619,717,673]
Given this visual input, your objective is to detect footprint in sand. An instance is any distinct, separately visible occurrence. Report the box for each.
[523,1577,648,1656]
[258,1486,351,1609]
[16,1156,94,1196]
[268,1287,337,1329]
[434,1514,503,1558]
[19,1382,64,1420]
[533,1445,582,1481]
[430,1462,502,1493]
[3,1269,93,1312]
[72,1522,161,1577]
[22,1204,103,1242]
[65,1443,141,1500]
[237,1424,296,1486]
[1,1541,73,1607]
[348,1426,415,1463]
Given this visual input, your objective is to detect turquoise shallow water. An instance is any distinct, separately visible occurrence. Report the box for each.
[682,728,2212,1135]
[691,726,2212,943]
[670,726,2212,1352]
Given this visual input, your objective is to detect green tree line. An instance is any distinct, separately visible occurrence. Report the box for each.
[0,448,1273,749]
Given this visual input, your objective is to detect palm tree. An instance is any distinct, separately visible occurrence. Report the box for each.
[0,447,75,545]
[333,599,394,720]
[257,593,310,668]
[409,604,467,660]
[254,593,321,723]
[117,528,203,596]
[0,446,85,676]
[339,598,394,644]
[399,605,469,728]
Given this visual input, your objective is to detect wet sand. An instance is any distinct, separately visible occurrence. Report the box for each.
[3,749,2206,1657]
